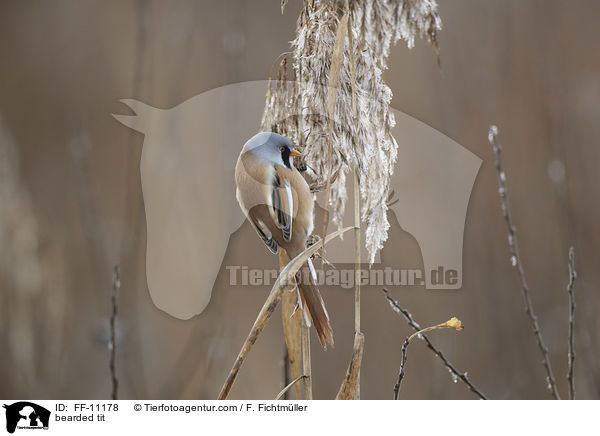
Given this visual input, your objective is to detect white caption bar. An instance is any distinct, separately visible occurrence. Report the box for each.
[0,400,595,435]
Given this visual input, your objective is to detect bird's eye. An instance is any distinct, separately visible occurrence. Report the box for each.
[280,146,285,152]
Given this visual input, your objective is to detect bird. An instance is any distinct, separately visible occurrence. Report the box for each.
[235,131,334,348]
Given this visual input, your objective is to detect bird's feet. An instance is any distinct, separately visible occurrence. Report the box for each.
[306,235,336,269]
[306,234,321,248]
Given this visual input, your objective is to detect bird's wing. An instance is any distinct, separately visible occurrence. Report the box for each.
[248,214,279,254]
[269,169,294,241]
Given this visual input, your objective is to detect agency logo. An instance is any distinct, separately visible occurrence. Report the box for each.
[113,80,481,320]
[3,402,50,433]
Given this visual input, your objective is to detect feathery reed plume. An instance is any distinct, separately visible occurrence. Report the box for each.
[487,126,561,400]
[566,246,577,399]
[262,0,442,264]
[393,0,442,60]
[383,289,488,399]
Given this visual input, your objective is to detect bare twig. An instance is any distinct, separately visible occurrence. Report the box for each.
[394,336,410,399]
[218,227,354,400]
[566,246,577,400]
[383,289,488,400]
[276,375,307,400]
[393,317,464,399]
[336,332,364,400]
[109,265,120,400]
[487,126,561,400]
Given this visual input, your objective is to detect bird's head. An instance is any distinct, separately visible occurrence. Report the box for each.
[242,132,301,169]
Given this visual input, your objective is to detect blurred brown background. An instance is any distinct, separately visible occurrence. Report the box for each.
[0,0,598,400]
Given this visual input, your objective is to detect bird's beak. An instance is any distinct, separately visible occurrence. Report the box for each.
[290,149,302,157]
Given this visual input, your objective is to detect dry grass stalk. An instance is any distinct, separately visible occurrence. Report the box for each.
[348,0,362,398]
[335,331,364,400]
[279,250,302,399]
[259,0,443,400]
[347,0,357,115]
[321,4,349,252]
[300,318,312,399]
[318,24,347,408]
[109,265,120,400]
[264,54,316,401]
[352,166,362,399]
[566,246,577,399]
[487,126,561,400]
[218,226,354,400]
[394,317,464,399]
[383,289,488,399]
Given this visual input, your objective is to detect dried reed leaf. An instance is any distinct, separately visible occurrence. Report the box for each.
[275,375,307,400]
[218,226,355,400]
[335,331,365,400]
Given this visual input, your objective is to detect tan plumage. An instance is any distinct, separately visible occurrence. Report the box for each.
[235,132,334,348]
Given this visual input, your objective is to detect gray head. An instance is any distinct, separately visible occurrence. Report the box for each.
[242,132,300,169]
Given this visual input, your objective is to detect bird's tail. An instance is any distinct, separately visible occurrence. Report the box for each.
[296,259,334,348]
